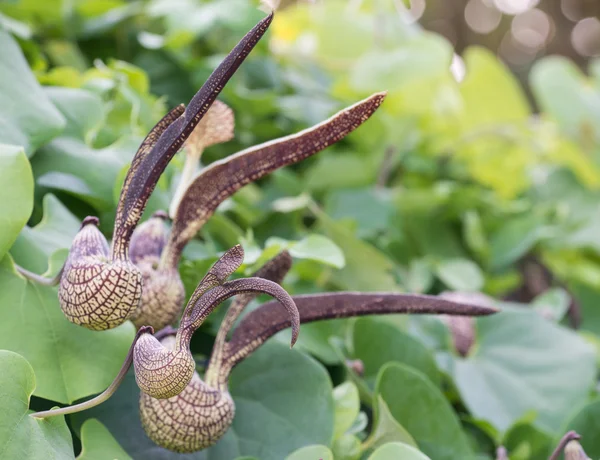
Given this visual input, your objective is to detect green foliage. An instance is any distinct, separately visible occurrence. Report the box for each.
[0,0,599,458]
[77,419,131,460]
[0,350,73,460]
[448,307,596,433]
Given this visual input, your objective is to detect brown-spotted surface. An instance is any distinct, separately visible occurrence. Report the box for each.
[161,92,388,268]
[111,15,272,261]
[224,292,499,371]
[59,218,142,331]
[133,333,196,399]
[140,368,235,453]
[185,100,235,154]
[131,263,185,331]
[129,214,186,330]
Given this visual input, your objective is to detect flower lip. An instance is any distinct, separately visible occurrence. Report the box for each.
[81,216,100,228]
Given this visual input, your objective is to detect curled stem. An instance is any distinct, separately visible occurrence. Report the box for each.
[205,251,292,389]
[30,326,153,419]
[549,431,582,460]
[15,263,62,287]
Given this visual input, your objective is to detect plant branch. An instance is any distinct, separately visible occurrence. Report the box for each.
[205,251,292,389]
[30,326,153,419]
[225,292,498,369]
[160,91,387,269]
[15,264,62,286]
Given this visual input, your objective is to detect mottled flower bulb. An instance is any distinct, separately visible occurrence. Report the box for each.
[59,217,142,330]
[129,212,185,331]
[139,335,235,453]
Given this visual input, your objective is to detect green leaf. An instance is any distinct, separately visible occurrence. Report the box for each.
[530,288,570,323]
[77,419,131,460]
[556,399,600,457]
[363,396,417,453]
[318,212,399,291]
[332,434,362,460]
[32,136,140,212]
[375,363,473,460]
[0,144,33,261]
[289,234,345,269]
[502,421,553,460]
[349,36,452,95]
[44,87,104,141]
[333,382,360,439]
[278,319,348,365]
[306,152,377,192]
[489,215,544,270]
[0,256,135,403]
[434,258,484,292]
[0,350,73,459]
[351,317,440,392]
[286,445,334,460]
[459,47,530,130]
[0,30,65,155]
[72,341,334,459]
[531,57,600,142]
[11,194,80,273]
[449,307,596,433]
[367,442,432,460]
[569,283,600,336]
[325,188,393,239]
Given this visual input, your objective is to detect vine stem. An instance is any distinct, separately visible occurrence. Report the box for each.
[548,431,582,460]
[30,326,153,419]
[15,264,62,287]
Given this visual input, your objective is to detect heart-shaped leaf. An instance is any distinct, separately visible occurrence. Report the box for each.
[11,194,80,273]
[448,307,596,433]
[0,350,73,459]
[0,256,135,403]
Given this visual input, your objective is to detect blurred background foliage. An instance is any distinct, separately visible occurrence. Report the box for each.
[2,0,600,458]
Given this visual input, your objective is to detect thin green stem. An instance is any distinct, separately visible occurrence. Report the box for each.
[30,326,153,419]
[15,264,62,287]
